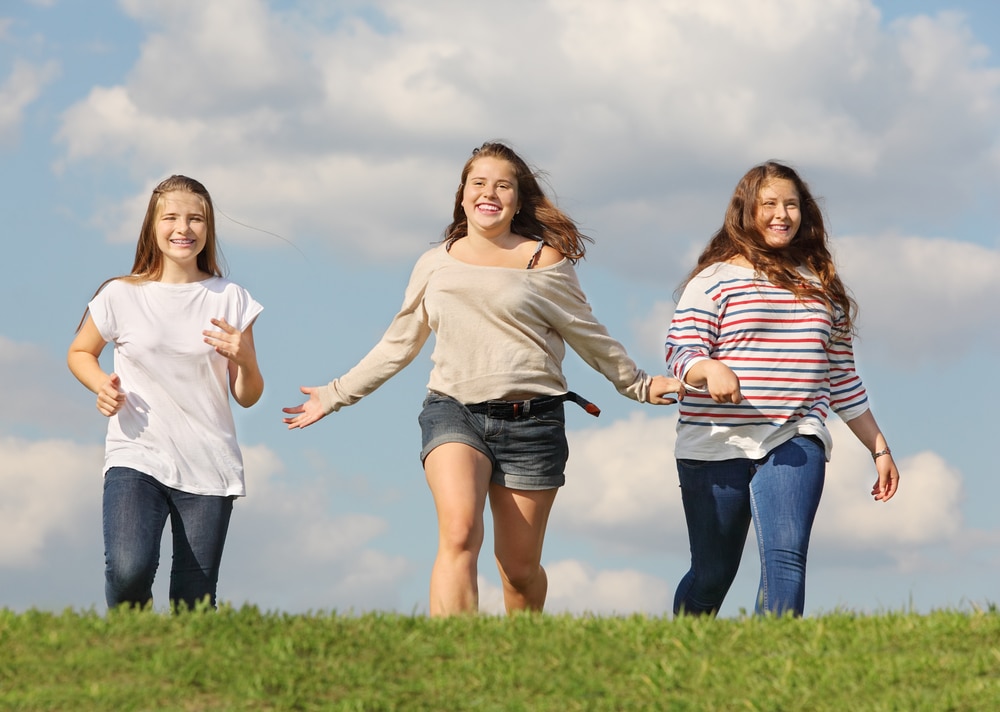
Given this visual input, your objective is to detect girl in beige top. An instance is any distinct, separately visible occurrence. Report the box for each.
[284,142,682,616]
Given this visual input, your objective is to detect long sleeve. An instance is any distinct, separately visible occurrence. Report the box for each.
[545,265,651,402]
[315,251,435,414]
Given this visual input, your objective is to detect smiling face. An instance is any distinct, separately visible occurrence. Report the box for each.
[755,178,801,249]
[154,191,208,276]
[461,156,520,237]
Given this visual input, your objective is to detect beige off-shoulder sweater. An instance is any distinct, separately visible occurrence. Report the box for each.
[316,243,652,413]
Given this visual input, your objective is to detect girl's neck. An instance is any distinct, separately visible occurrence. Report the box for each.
[157,261,211,284]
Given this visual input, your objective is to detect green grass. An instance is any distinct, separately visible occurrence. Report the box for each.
[2,606,998,711]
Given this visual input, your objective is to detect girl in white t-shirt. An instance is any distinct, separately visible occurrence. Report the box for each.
[68,175,264,611]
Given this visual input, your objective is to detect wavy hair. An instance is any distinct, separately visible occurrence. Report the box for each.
[76,175,226,330]
[443,141,592,262]
[683,161,857,333]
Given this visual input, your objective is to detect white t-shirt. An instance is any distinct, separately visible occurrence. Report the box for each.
[88,277,263,496]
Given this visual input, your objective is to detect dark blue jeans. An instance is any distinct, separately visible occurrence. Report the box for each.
[102,467,234,610]
[673,435,826,617]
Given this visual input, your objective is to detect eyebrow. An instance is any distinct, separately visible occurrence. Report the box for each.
[468,175,514,184]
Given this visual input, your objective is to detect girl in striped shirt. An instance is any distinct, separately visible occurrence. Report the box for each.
[665,161,899,617]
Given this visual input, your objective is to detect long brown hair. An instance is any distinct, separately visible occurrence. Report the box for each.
[683,161,857,332]
[76,175,226,331]
[443,141,592,262]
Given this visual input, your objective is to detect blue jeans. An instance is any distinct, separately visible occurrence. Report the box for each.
[673,435,826,617]
[103,467,235,610]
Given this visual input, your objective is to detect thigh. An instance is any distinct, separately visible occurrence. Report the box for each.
[419,392,494,467]
[424,442,493,540]
[168,489,235,567]
[677,458,754,548]
[490,484,558,570]
[103,467,169,565]
[750,436,826,547]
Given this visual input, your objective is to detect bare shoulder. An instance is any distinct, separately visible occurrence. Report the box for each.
[534,244,565,268]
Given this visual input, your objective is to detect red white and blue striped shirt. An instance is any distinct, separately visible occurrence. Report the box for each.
[665,262,869,461]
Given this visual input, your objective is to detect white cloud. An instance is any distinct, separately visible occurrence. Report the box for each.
[816,419,964,554]
[0,437,103,567]
[477,560,672,616]
[217,444,415,612]
[52,0,1000,273]
[557,412,687,552]
[835,234,1000,365]
[0,59,59,144]
[544,559,672,615]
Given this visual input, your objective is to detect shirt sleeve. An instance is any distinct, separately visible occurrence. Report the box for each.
[87,280,119,343]
[664,276,716,384]
[315,251,435,414]
[827,310,869,421]
[544,264,652,403]
[232,284,264,332]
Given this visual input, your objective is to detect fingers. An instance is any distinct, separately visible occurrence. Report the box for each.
[210,317,236,333]
[711,389,742,404]
[97,374,125,417]
[282,410,316,429]
[283,387,321,429]
[871,465,900,502]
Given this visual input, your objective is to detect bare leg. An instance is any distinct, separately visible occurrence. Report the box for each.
[490,484,558,613]
[424,443,492,616]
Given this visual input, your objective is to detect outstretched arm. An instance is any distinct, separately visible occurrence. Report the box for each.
[648,375,685,405]
[281,386,327,429]
[67,315,124,417]
[844,409,899,502]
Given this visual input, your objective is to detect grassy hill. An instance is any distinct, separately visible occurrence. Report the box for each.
[2,605,998,710]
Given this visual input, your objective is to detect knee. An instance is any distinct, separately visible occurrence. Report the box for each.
[105,558,155,608]
[437,516,484,556]
[497,557,544,591]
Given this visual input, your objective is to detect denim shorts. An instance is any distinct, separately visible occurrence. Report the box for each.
[418,392,569,490]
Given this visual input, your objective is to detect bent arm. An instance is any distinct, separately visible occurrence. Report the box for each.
[67,316,110,394]
[68,316,124,417]
[229,321,264,408]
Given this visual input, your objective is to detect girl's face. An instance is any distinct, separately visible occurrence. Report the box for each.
[461,157,520,236]
[155,191,208,269]
[755,178,801,249]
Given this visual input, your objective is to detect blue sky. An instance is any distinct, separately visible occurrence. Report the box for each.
[2,0,998,616]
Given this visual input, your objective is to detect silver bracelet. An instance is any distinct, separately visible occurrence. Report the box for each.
[872,447,891,461]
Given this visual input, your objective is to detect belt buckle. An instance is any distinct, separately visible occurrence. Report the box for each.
[512,399,530,419]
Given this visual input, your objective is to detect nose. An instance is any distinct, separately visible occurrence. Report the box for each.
[773,203,788,220]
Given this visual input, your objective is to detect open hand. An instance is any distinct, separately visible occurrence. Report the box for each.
[282,386,328,429]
